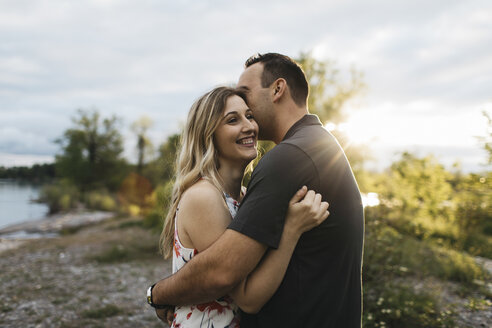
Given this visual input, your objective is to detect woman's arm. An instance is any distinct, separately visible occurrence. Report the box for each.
[178,180,233,252]
[230,187,329,313]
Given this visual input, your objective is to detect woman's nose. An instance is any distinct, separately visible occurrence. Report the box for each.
[241,118,255,132]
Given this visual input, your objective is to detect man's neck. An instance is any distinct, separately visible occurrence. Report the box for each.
[272,108,308,144]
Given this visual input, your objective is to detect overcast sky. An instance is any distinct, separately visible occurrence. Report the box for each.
[0,0,490,172]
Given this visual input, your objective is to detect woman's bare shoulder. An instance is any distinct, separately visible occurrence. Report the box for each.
[180,179,224,211]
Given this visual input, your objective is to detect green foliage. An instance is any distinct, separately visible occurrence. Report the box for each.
[90,245,130,263]
[465,297,492,312]
[83,190,117,212]
[363,283,456,328]
[362,215,490,327]
[296,51,365,124]
[131,115,154,174]
[117,172,154,215]
[81,304,124,319]
[143,180,174,231]
[363,218,488,285]
[366,152,492,257]
[371,153,457,242]
[60,226,83,235]
[89,239,159,264]
[459,233,492,258]
[143,133,180,187]
[38,181,80,213]
[55,109,129,191]
[296,52,368,173]
[452,172,492,253]
[476,110,492,165]
[0,164,55,182]
[39,182,121,214]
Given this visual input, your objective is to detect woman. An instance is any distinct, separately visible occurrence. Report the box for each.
[160,87,329,327]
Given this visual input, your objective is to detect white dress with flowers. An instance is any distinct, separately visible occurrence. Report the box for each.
[171,193,241,328]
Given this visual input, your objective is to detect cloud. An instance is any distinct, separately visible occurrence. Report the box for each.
[0,126,57,156]
[0,0,490,172]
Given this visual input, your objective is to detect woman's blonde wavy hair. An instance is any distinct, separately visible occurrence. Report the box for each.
[160,86,249,259]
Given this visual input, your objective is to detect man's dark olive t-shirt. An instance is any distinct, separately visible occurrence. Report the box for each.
[228,114,364,328]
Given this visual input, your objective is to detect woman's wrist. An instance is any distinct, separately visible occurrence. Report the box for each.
[283,223,303,242]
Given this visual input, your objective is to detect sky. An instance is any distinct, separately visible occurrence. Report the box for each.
[0,0,491,172]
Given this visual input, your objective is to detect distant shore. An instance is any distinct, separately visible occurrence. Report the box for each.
[0,210,115,254]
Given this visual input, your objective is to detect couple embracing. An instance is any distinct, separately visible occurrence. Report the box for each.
[147,53,364,328]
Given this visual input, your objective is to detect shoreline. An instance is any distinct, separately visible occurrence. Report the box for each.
[0,210,115,254]
[0,213,170,327]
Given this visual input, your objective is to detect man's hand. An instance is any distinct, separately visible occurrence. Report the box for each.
[155,306,175,326]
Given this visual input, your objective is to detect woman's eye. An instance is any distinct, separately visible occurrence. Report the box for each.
[227,118,237,124]
[247,114,254,120]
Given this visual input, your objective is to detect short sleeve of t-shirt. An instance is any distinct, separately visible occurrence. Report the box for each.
[228,143,318,249]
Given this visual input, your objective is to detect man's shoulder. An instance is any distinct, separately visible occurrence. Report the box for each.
[255,142,307,171]
[284,123,331,146]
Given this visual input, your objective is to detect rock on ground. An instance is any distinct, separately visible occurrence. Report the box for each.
[0,216,171,328]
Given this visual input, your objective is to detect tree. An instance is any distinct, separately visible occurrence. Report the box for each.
[0,164,55,181]
[372,152,456,240]
[55,109,127,191]
[250,53,367,177]
[131,116,154,174]
[477,110,492,165]
[143,133,181,186]
[296,51,365,124]
[296,52,368,173]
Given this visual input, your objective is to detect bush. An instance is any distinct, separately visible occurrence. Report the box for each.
[117,172,153,215]
[363,283,455,328]
[461,233,492,258]
[362,215,490,327]
[143,180,173,231]
[364,217,489,285]
[38,181,79,213]
[83,190,117,211]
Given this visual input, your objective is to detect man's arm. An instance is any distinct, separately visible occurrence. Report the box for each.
[152,229,267,306]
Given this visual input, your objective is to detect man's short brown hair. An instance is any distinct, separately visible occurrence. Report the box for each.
[245,53,309,107]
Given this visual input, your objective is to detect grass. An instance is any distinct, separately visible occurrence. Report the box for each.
[86,224,161,264]
[465,297,492,312]
[88,241,160,264]
[81,304,125,319]
[0,303,13,313]
[364,220,489,284]
[364,283,456,328]
[90,245,130,263]
[115,219,145,229]
[362,217,491,327]
[60,225,84,235]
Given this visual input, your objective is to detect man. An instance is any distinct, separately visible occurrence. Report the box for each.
[149,53,364,327]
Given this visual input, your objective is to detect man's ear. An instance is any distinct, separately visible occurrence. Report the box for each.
[272,79,286,102]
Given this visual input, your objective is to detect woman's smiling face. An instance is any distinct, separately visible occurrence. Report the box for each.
[214,95,258,166]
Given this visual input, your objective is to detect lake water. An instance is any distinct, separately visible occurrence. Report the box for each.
[0,180,49,230]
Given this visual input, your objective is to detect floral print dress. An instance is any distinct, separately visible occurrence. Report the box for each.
[171,193,242,328]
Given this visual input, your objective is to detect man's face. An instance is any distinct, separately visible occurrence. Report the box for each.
[237,63,273,140]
